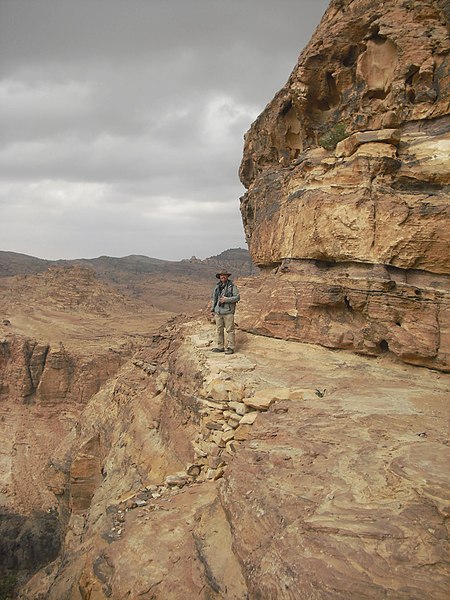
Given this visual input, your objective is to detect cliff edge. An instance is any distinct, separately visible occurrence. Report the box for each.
[18,320,450,599]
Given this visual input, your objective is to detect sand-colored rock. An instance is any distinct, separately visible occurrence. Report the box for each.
[221,396,450,598]
[69,436,103,513]
[9,317,450,599]
[243,387,291,410]
[239,411,258,425]
[240,118,450,273]
[228,400,247,415]
[335,128,401,157]
[240,0,449,189]
[238,0,450,370]
[238,260,450,371]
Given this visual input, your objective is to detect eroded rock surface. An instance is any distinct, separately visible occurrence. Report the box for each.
[237,260,450,371]
[0,266,172,591]
[19,320,450,599]
[239,0,450,370]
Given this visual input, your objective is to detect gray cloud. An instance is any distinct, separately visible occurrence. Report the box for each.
[0,0,329,260]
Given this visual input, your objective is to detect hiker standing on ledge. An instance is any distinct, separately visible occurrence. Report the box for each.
[210,270,240,354]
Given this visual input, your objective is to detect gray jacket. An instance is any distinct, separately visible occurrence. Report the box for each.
[211,279,240,315]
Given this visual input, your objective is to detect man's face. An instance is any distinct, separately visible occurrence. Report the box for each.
[219,274,229,283]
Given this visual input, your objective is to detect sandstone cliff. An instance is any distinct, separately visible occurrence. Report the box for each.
[239,0,450,371]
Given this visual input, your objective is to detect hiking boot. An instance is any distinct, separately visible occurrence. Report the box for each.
[225,348,234,355]
[211,347,224,353]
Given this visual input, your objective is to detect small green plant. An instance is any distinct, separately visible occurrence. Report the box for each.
[319,122,347,150]
[0,574,16,600]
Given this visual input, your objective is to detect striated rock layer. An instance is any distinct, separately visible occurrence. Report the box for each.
[239,0,450,370]
[237,260,450,371]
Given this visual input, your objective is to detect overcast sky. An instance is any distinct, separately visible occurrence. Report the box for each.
[0,0,329,261]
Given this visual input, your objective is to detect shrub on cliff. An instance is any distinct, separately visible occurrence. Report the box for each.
[319,122,347,150]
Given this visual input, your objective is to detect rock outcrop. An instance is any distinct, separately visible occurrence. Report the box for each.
[18,319,450,599]
[0,266,171,592]
[239,0,450,371]
[0,335,124,404]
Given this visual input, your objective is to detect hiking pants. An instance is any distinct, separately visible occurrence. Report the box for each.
[215,313,235,350]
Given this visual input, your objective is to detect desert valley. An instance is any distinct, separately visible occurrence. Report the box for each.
[1,0,450,598]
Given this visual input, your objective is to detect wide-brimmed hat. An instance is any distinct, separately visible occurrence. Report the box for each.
[216,271,231,279]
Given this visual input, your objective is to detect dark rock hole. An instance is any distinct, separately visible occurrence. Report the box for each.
[365,89,388,100]
[280,100,292,117]
[405,65,420,85]
[407,88,416,103]
[379,340,389,352]
[315,260,335,270]
[342,45,359,67]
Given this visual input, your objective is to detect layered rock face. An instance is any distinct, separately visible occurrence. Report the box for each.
[239,0,450,370]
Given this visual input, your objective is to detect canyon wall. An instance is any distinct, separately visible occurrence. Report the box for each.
[18,319,250,599]
[0,335,124,405]
[0,334,127,591]
[0,266,169,593]
[239,0,450,370]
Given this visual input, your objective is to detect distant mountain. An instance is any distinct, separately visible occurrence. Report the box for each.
[188,248,259,275]
[0,251,53,276]
[0,248,257,279]
[0,249,258,313]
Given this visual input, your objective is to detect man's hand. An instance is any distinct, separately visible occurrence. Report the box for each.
[219,296,226,304]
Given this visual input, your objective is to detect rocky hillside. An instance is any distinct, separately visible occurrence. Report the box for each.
[0,249,256,314]
[1,1,449,598]
[1,265,130,315]
[238,0,449,371]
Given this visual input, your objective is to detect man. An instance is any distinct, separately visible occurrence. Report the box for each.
[210,270,240,354]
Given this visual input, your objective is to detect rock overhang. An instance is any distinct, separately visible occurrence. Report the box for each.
[238,0,450,370]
